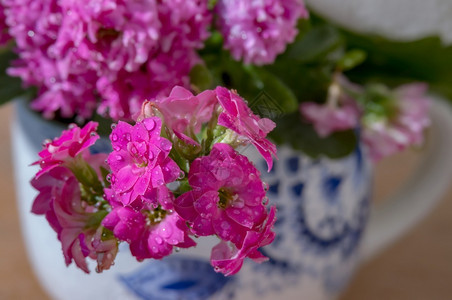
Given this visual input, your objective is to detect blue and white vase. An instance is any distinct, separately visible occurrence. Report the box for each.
[12,98,452,300]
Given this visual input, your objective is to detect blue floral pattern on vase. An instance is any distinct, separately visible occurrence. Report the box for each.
[119,256,234,300]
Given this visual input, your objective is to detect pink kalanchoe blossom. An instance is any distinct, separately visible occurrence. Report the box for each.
[33,121,99,178]
[216,86,277,171]
[215,0,309,65]
[31,155,118,273]
[107,117,181,206]
[102,189,195,260]
[362,83,431,162]
[174,143,271,246]
[150,85,217,149]
[128,212,196,260]
[4,0,211,120]
[211,206,276,276]
[300,101,360,137]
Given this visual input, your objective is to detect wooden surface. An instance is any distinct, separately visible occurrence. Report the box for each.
[1,102,452,299]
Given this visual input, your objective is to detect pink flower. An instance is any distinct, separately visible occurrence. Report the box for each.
[174,143,269,246]
[151,86,217,146]
[103,185,195,261]
[211,206,276,276]
[33,121,99,178]
[215,0,308,65]
[107,117,181,206]
[101,201,146,243]
[216,86,277,171]
[129,212,196,260]
[300,101,360,137]
[4,0,211,120]
[363,83,431,161]
[31,158,118,273]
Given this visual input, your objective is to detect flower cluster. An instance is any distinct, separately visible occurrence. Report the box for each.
[31,86,277,275]
[3,0,211,120]
[215,0,309,65]
[300,77,431,162]
[3,0,309,120]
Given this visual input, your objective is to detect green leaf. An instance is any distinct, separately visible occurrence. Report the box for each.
[270,112,358,159]
[250,67,298,114]
[337,49,367,71]
[189,64,213,91]
[285,24,344,63]
[0,50,25,105]
[342,32,452,99]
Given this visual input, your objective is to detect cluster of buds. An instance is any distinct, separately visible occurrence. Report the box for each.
[31,86,277,276]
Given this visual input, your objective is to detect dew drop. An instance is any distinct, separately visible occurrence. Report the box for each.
[41,139,52,147]
[111,123,117,129]
[27,30,35,37]
[90,132,96,137]
[262,197,269,205]
[220,221,230,230]
[115,155,123,161]
[263,182,269,191]
[174,247,181,252]
[106,174,112,182]
[111,133,118,142]
[178,171,185,180]
[143,118,156,131]
[68,123,77,129]
[155,236,163,245]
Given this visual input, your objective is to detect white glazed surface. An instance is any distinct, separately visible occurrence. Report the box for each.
[12,101,373,300]
[306,0,452,44]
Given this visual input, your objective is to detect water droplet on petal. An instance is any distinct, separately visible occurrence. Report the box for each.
[111,123,117,129]
[90,132,96,137]
[111,133,118,142]
[155,236,163,245]
[143,118,156,131]
[263,182,269,191]
[42,139,52,147]
[220,221,230,230]
[174,247,180,252]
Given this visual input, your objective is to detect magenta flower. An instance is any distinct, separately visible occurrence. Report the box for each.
[152,86,217,146]
[107,117,181,206]
[216,86,277,171]
[128,212,196,260]
[33,121,99,178]
[31,158,118,273]
[362,83,431,161]
[215,0,308,65]
[211,206,276,276]
[174,143,270,246]
[4,0,211,120]
[300,101,360,137]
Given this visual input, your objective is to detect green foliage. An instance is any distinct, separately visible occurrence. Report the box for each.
[270,112,358,159]
[0,49,27,105]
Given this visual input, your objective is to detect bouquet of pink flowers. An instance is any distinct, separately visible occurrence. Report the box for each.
[30,85,277,275]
